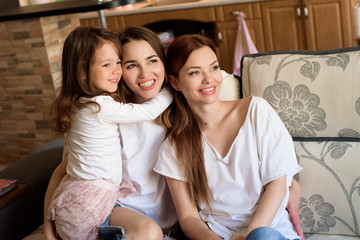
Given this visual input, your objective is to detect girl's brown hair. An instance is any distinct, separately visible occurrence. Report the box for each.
[52,26,122,134]
[166,34,217,208]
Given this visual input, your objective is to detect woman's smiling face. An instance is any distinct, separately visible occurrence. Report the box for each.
[121,40,165,103]
[173,46,222,106]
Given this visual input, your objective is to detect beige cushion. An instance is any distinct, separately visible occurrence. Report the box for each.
[241,48,360,138]
[295,140,360,237]
[219,70,241,101]
[307,233,360,240]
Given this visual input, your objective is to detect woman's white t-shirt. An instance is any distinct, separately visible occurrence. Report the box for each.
[154,97,302,240]
[117,121,178,229]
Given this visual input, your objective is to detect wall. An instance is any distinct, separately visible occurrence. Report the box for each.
[0,14,79,164]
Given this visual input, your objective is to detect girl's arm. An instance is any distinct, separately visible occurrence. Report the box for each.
[43,157,67,240]
[102,88,173,123]
[245,176,287,236]
[166,177,221,240]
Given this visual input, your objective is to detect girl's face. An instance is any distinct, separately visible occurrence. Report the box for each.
[171,46,222,106]
[90,41,122,93]
[121,40,165,103]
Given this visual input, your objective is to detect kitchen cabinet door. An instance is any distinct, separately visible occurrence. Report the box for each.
[261,0,354,51]
[261,0,306,51]
[303,0,353,50]
[124,7,216,26]
[80,15,125,33]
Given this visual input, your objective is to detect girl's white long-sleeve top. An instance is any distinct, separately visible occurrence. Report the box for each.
[66,88,172,184]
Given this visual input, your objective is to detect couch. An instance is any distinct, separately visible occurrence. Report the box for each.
[240,46,360,240]
[0,139,64,240]
[1,46,359,240]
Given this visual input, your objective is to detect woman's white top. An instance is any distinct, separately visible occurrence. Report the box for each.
[117,121,178,229]
[66,89,172,185]
[154,96,302,240]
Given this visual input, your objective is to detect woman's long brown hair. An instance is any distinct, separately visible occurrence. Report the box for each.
[166,34,217,208]
[51,26,122,134]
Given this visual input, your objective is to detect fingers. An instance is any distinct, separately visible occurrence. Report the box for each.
[288,209,304,240]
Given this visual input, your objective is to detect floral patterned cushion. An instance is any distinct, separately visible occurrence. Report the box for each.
[241,47,360,138]
[295,140,360,238]
[240,47,360,238]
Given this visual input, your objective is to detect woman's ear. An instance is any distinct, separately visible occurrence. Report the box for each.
[169,75,180,91]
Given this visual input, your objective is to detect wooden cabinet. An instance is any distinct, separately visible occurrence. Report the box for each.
[261,0,354,51]
[81,15,126,33]
[215,2,265,73]
[81,4,265,72]
[80,0,356,71]
[123,7,216,26]
[81,7,216,34]
[304,0,353,50]
[261,0,305,50]
[351,0,360,44]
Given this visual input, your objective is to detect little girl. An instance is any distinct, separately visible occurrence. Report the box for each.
[47,26,172,240]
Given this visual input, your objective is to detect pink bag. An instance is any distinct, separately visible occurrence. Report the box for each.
[233,12,258,76]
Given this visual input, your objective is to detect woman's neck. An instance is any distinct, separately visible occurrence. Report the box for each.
[191,100,223,129]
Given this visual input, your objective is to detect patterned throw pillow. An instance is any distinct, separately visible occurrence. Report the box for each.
[295,140,360,238]
[241,47,360,138]
[240,47,360,238]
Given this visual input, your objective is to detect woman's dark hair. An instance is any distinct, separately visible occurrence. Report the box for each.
[52,26,122,134]
[166,34,217,208]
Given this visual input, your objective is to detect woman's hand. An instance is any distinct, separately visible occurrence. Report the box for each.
[246,176,287,235]
[287,179,304,240]
[43,219,59,240]
[166,177,221,240]
[230,233,246,240]
[43,157,68,240]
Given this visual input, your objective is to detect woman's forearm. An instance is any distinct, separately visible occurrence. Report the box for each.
[166,177,221,240]
[246,176,287,235]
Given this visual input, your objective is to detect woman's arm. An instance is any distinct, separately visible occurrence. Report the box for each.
[245,176,287,236]
[166,177,221,240]
[287,178,304,240]
[43,157,67,240]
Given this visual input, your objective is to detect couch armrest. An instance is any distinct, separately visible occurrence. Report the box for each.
[0,139,64,240]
